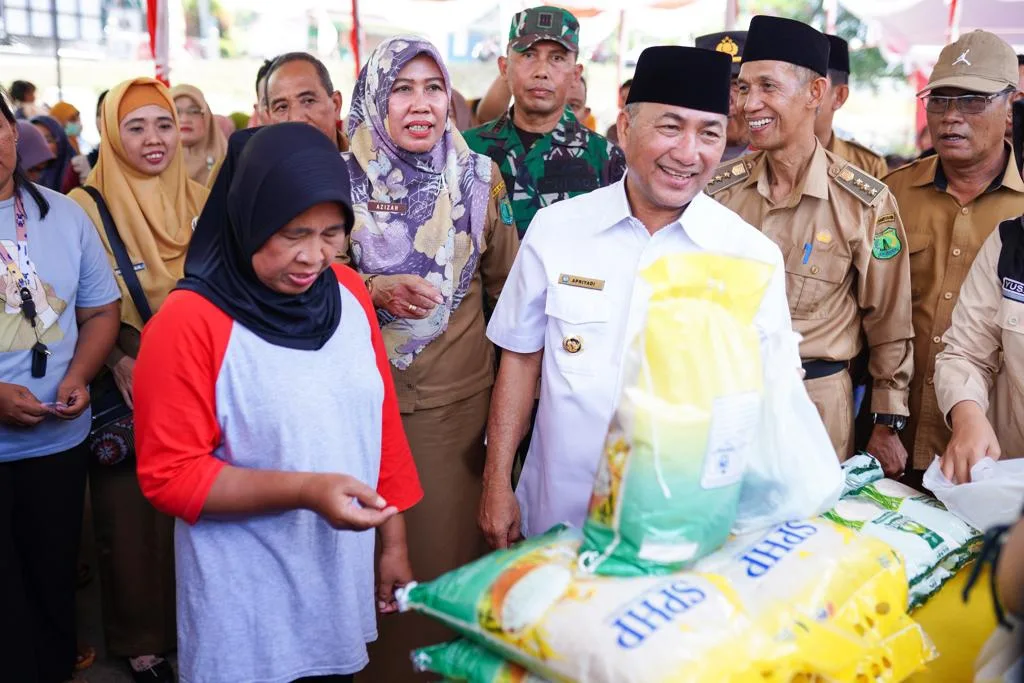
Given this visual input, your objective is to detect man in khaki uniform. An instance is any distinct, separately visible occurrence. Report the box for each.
[708,15,914,473]
[815,34,888,179]
[885,30,1023,475]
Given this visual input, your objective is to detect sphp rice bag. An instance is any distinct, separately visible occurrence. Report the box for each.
[823,476,981,608]
[397,520,934,683]
[413,639,551,682]
[578,253,772,576]
[840,453,886,496]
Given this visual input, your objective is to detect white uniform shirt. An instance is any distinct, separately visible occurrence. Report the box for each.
[487,179,795,537]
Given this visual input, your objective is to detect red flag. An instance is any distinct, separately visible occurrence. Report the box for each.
[147,0,170,85]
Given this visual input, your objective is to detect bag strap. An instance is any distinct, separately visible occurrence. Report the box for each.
[82,186,154,324]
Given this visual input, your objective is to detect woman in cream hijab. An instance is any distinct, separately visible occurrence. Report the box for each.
[168,83,227,186]
[70,76,207,683]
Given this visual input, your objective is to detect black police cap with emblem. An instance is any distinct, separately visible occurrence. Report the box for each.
[695,31,747,77]
[741,16,830,77]
[826,34,850,74]
[625,46,731,116]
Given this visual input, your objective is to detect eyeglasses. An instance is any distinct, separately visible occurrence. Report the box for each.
[176,107,204,118]
[922,90,1010,115]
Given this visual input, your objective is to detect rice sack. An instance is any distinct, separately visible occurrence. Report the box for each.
[824,476,981,607]
[397,520,933,683]
[413,639,551,683]
[578,253,772,577]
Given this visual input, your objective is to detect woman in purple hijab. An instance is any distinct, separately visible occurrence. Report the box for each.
[341,36,519,681]
[15,120,54,184]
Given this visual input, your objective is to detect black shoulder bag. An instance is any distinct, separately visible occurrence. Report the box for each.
[83,186,153,466]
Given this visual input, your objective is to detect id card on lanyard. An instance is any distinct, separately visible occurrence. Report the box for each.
[0,192,50,377]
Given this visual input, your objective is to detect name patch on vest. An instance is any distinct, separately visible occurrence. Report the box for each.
[367,201,408,214]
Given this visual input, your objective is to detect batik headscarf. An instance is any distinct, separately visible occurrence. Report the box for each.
[343,36,492,370]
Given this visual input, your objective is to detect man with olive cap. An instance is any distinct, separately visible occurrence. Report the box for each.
[463,5,626,237]
[885,30,1023,480]
[696,30,752,161]
[707,16,913,475]
[480,45,794,547]
[815,33,888,179]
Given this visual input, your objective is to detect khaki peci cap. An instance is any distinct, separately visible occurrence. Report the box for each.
[918,30,1018,96]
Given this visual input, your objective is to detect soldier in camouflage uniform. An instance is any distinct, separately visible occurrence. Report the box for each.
[463,5,626,236]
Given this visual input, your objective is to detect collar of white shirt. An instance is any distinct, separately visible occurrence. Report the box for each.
[596,177,733,253]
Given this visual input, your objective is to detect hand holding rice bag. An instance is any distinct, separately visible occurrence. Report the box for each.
[578,253,772,576]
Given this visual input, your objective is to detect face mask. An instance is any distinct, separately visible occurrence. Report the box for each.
[65,122,82,137]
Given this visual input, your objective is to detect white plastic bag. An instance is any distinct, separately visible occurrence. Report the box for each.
[732,328,843,534]
[923,456,1024,531]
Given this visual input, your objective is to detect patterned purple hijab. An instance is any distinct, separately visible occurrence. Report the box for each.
[343,36,491,370]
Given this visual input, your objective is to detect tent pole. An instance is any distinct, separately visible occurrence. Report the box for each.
[50,0,62,99]
[725,0,738,29]
[350,0,361,79]
[616,9,625,92]
[946,0,962,42]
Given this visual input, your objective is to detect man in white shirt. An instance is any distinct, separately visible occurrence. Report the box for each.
[480,45,796,546]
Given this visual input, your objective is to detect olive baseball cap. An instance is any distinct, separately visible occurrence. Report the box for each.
[918,30,1018,95]
[508,6,580,53]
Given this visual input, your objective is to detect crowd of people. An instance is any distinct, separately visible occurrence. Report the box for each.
[1,5,1023,683]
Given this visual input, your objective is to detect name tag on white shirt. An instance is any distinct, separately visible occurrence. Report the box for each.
[558,273,605,291]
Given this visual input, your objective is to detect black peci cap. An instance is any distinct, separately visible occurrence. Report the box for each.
[742,16,831,77]
[826,34,850,73]
[625,46,731,115]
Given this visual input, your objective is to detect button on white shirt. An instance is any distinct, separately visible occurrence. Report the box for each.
[487,178,796,537]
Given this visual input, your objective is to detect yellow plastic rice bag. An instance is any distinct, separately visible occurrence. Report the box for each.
[397,520,934,683]
[578,253,772,576]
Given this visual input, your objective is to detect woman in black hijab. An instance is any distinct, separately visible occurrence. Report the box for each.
[132,123,422,683]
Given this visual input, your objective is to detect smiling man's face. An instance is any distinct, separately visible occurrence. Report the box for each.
[737,60,823,152]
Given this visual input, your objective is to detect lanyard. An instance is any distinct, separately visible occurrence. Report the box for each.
[0,192,32,288]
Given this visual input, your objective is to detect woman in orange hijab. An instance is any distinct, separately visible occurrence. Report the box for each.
[70,77,207,683]
[48,101,83,153]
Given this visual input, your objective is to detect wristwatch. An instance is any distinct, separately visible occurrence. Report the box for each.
[872,413,908,432]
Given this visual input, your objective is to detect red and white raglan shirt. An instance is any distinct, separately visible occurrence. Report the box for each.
[133,264,422,683]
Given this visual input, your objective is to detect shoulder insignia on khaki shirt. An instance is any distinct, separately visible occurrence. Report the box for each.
[832,162,886,206]
[706,158,751,195]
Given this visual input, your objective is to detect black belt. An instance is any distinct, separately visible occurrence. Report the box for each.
[802,360,848,380]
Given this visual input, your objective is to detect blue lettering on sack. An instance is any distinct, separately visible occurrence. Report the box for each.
[739,520,818,578]
[609,580,706,649]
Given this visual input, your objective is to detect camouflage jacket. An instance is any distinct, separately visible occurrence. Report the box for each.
[463,106,626,236]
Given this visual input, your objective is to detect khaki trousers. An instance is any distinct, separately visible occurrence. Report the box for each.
[89,457,176,657]
[804,368,854,462]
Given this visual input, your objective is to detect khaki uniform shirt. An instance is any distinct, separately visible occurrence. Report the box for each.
[344,167,520,413]
[884,148,1024,468]
[707,142,914,414]
[935,218,1024,459]
[826,132,888,180]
